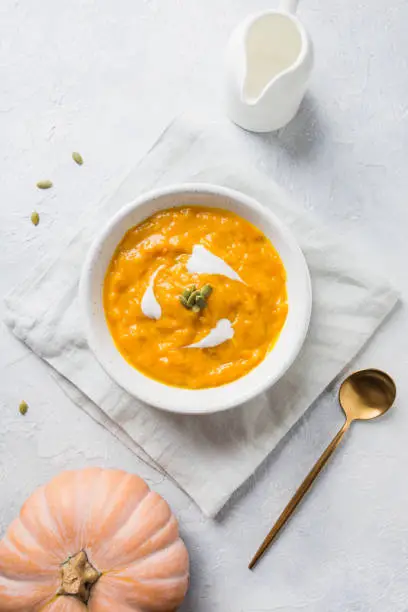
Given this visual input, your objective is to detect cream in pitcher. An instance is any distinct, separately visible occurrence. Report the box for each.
[225,0,314,132]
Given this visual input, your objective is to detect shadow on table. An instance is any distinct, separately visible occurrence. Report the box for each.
[249,93,327,162]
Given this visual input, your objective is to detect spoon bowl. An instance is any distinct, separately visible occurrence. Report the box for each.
[339,368,396,422]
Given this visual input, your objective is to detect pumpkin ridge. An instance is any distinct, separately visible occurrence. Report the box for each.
[0,533,51,576]
[132,513,177,553]
[112,570,190,584]
[0,573,59,610]
[106,512,176,572]
[22,486,66,556]
[93,487,151,563]
[3,521,61,568]
[109,539,188,583]
[101,472,144,537]
[138,571,190,583]
[75,468,105,550]
[44,473,82,548]
[0,543,56,582]
[87,471,149,554]
[109,537,181,574]
[38,594,60,612]
[109,490,163,544]
[14,518,62,568]
[95,573,189,610]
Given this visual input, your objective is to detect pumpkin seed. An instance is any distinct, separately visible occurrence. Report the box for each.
[200,284,212,299]
[31,211,40,226]
[195,295,207,309]
[36,180,53,189]
[19,401,28,416]
[72,151,84,165]
[187,290,200,308]
[179,283,213,311]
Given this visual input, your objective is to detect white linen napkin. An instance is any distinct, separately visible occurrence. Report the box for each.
[4,116,398,517]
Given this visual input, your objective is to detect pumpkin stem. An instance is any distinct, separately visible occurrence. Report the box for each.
[58,550,101,604]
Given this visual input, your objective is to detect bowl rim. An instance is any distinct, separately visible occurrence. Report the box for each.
[80,182,312,414]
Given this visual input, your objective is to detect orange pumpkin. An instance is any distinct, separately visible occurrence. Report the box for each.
[0,468,189,611]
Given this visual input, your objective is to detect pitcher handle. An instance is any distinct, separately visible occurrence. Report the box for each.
[280,0,299,13]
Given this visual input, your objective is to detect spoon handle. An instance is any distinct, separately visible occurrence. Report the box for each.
[249,420,351,569]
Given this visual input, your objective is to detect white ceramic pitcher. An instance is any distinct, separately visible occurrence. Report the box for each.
[225,0,313,132]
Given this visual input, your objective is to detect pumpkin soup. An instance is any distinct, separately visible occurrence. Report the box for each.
[104,206,288,389]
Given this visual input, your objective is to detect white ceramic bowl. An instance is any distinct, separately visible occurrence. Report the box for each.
[80,183,311,414]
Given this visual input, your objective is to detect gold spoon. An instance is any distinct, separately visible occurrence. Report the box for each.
[249,368,396,569]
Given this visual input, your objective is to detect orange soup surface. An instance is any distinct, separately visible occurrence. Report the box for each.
[104,206,288,389]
